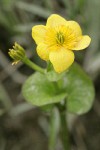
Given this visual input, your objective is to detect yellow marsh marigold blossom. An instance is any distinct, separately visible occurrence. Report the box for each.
[32,14,91,73]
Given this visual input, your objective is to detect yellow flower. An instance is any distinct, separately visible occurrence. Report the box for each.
[32,14,91,73]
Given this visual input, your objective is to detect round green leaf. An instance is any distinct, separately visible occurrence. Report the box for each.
[22,72,67,106]
[62,63,95,114]
[45,69,66,82]
[45,61,66,81]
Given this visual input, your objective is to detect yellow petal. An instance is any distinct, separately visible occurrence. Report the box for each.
[72,35,91,50]
[66,21,82,36]
[49,48,74,73]
[32,25,46,45]
[46,14,67,27]
[37,43,49,61]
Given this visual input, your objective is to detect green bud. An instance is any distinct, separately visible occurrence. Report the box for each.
[8,42,26,65]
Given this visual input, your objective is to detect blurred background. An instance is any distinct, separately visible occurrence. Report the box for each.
[0,0,100,150]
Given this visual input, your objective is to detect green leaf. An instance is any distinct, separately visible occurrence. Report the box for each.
[22,72,67,106]
[62,63,95,114]
[45,69,66,82]
[45,61,66,82]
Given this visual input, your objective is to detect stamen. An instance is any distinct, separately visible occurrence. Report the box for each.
[56,32,64,45]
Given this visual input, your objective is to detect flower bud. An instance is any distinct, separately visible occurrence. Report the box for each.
[8,42,26,65]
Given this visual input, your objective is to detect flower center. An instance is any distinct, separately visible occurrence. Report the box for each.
[56,32,64,45]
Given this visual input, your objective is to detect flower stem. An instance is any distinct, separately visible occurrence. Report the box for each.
[60,110,71,150]
[48,108,60,150]
[57,103,71,150]
[22,57,45,74]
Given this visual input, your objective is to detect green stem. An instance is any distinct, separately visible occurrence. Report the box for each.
[49,108,60,150]
[22,57,45,74]
[57,103,71,150]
